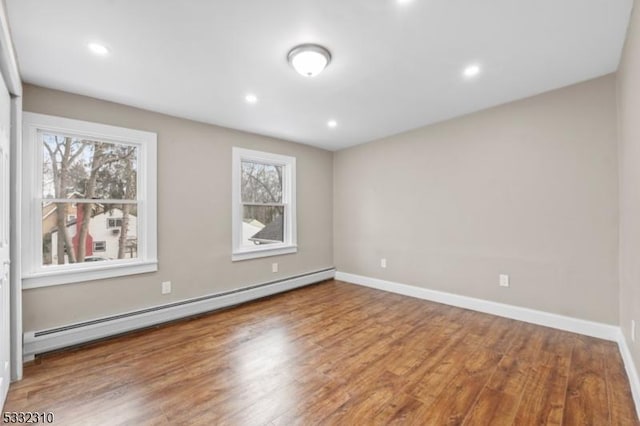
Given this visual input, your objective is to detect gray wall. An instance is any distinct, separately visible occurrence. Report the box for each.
[334,75,619,324]
[22,84,334,331]
[618,0,640,375]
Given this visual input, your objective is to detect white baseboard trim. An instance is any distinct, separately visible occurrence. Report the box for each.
[335,271,640,419]
[23,268,335,361]
[335,271,619,341]
[617,330,640,420]
[336,270,640,419]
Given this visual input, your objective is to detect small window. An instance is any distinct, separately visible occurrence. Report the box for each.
[107,218,123,228]
[232,148,296,261]
[22,112,158,288]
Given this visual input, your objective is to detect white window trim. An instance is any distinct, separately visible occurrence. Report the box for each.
[21,112,158,289]
[232,147,297,261]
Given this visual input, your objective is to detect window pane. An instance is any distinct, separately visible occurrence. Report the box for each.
[43,202,138,265]
[42,133,137,200]
[242,205,284,247]
[241,161,283,203]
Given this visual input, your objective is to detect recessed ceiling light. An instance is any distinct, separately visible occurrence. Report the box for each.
[327,120,337,128]
[88,42,109,56]
[463,64,481,79]
[245,94,258,104]
[288,44,331,77]
[397,0,413,4]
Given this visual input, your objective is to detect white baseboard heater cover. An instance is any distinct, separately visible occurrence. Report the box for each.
[23,268,335,361]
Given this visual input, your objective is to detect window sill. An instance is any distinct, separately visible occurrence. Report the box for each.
[22,260,158,289]
[232,245,297,262]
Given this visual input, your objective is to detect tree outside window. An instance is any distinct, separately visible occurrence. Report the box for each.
[42,134,138,265]
[22,112,157,288]
[232,148,296,261]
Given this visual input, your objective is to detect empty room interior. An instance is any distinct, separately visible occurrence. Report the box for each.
[1,0,640,424]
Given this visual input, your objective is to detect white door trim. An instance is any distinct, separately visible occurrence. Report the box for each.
[0,4,22,97]
[0,1,23,384]
[9,97,21,380]
[0,63,11,408]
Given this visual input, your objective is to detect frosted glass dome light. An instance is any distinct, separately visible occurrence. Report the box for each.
[288,44,331,77]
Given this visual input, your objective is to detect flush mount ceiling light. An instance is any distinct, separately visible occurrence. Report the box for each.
[287,44,331,77]
[327,120,338,128]
[88,42,109,56]
[245,94,258,104]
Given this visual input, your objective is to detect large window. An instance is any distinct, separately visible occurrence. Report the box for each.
[22,113,157,288]
[232,148,296,261]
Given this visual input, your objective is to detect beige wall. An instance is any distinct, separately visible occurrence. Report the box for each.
[334,75,619,324]
[22,70,625,331]
[618,0,640,373]
[22,84,334,331]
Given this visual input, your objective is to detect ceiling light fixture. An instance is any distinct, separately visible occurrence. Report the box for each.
[88,42,110,56]
[327,120,337,128]
[463,64,481,79]
[287,44,331,77]
[245,94,258,104]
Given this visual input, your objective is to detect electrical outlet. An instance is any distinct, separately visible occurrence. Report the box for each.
[499,274,509,287]
[632,320,636,343]
[380,258,387,268]
[161,281,172,295]
[272,263,278,273]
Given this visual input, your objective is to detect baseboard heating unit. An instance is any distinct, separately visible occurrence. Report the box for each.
[23,268,335,361]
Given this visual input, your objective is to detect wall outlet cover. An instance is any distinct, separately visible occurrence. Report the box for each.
[499,274,510,287]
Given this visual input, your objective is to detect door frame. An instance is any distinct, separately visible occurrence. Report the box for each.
[0,3,23,381]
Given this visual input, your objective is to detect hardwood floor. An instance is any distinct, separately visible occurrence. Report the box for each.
[4,280,638,425]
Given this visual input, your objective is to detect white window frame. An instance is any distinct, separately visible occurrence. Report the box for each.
[21,112,158,288]
[232,147,296,261]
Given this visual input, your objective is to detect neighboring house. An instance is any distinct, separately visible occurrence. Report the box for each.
[240,216,283,246]
[249,214,283,244]
[50,207,137,263]
[42,202,77,236]
[242,219,263,247]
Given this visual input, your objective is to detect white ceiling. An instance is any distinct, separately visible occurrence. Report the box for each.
[6,0,633,150]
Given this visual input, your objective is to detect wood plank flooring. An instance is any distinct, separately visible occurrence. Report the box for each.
[4,280,638,425]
